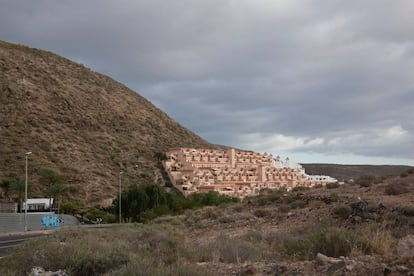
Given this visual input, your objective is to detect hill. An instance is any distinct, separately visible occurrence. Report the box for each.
[301,163,413,181]
[0,40,214,206]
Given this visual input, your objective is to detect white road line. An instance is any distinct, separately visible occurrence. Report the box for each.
[0,237,34,244]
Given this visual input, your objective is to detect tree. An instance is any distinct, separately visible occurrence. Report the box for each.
[10,178,25,212]
[60,201,82,216]
[48,184,68,214]
[0,179,12,201]
[38,167,62,211]
[153,150,167,161]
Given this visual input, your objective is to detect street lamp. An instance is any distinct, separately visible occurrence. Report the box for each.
[24,151,32,232]
[119,171,123,224]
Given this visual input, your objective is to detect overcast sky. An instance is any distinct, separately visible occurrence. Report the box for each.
[1,0,413,165]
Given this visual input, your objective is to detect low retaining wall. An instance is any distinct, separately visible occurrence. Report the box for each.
[0,213,80,233]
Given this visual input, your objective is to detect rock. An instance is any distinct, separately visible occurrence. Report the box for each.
[345,260,357,271]
[29,267,46,276]
[327,261,346,273]
[396,265,409,272]
[316,253,330,264]
[383,267,392,276]
[316,252,344,265]
[398,235,414,258]
[28,267,68,276]
[50,270,68,276]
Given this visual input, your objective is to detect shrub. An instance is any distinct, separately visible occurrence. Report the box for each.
[218,214,236,224]
[60,201,82,215]
[355,175,377,187]
[201,207,220,220]
[276,227,372,260]
[278,204,290,213]
[384,182,409,195]
[400,173,408,178]
[292,186,309,192]
[399,206,414,217]
[332,204,353,219]
[326,182,340,189]
[289,200,307,209]
[253,209,271,218]
[330,192,341,202]
[203,235,265,263]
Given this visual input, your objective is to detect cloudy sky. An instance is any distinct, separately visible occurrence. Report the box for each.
[1,0,413,165]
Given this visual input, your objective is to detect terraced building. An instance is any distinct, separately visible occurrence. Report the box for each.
[164,148,335,198]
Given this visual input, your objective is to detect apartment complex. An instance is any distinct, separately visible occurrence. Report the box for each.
[163,148,335,198]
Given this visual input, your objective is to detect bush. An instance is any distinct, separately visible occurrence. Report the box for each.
[253,209,271,218]
[201,207,220,220]
[292,186,309,192]
[202,235,265,263]
[273,227,372,260]
[384,182,409,195]
[355,175,377,187]
[326,182,340,189]
[218,214,236,224]
[278,204,290,213]
[330,192,341,202]
[399,206,414,217]
[60,201,82,215]
[289,200,307,209]
[332,204,352,219]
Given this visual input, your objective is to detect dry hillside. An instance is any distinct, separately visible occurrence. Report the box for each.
[0,40,213,206]
[301,163,413,181]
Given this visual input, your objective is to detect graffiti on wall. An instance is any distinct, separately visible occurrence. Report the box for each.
[41,215,64,228]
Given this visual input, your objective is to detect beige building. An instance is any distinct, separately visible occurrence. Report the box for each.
[163,148,334,198]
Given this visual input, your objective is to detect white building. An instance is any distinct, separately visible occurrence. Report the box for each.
[307,175,337,183]
[23,198,54,212]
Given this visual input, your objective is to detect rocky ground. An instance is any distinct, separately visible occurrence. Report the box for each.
[178,172,414,275]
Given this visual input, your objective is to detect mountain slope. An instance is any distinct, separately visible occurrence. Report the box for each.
[300,163,413,181]
[0,40,214,205]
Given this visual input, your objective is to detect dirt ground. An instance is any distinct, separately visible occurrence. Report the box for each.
[180,173,414,275]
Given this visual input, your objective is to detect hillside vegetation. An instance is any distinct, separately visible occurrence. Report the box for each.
[2,171,414,275]
[0,40,213,206]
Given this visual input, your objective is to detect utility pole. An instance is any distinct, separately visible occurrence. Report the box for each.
[24,151,32,231]
[119,172,123,224]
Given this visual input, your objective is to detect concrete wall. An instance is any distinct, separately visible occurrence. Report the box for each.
[0,213,80,233]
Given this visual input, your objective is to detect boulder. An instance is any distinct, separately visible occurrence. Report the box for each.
[398,235,414,258]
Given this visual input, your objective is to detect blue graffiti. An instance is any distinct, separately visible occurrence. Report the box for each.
[41,215,63,228]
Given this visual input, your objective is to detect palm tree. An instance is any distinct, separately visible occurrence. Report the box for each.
[48,184,68,214]
[38,167,62,212]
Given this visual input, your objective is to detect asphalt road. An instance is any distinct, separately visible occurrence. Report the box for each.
[0,232,50,258]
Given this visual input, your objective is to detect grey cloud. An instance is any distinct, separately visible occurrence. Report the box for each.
[0,0,413,164]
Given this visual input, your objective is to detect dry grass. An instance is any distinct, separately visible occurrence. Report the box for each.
[0,225,211,276]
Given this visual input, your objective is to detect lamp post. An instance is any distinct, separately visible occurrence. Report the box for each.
[119,171,123,224]
[24,151,32,232]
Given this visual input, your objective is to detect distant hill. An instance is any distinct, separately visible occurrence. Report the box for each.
[0,40,214,206]
[300,163,413,181]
